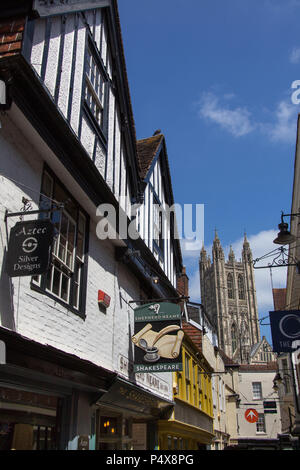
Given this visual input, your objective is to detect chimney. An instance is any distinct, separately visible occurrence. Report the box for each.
[177,266,189,298]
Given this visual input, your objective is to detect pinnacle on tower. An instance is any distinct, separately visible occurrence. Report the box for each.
[200,243,207,261]
[212,229,224,260]
[228,245,235,262]
[243,232,250,248]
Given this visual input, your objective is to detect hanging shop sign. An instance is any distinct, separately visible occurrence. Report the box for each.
[5,219,54,277]
[269,310,300,353]
[132,302,184,373]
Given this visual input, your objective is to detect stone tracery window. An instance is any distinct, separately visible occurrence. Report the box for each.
[227,273,234,299]
[238,274,245,300]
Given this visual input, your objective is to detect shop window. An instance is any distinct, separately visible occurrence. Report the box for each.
[167,436,172,450]
[32,169,88,316]
[32,425,55,450]
[100,417,118,436]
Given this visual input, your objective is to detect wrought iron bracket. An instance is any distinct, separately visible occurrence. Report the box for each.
[253,245,300,271]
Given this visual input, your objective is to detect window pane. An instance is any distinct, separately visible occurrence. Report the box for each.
[252,382,262,399]
[46,266,53,291]
[52,267,60,296]
[256,414,266,433]
[185,355,190,379]
[61,273,69,302]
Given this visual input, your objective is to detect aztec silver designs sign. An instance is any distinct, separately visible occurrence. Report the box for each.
[132,302,184,373]
[5,220,54,277]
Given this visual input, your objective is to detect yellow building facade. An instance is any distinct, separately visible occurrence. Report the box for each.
[158,326,215,450]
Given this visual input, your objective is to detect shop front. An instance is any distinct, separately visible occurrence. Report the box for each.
[158,399,215,450]
[0,327,116,450]
[0,387,60,450]
[95,377,174,450]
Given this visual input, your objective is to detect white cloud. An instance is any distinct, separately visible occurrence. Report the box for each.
[290,47,300,64]
[198,92,255,137]
[197,91,298,144]
[261,100,298,143]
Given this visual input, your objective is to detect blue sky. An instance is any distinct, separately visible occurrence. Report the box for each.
[118,0,300,342]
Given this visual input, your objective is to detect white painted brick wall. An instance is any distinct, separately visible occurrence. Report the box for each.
[0,110,173,401]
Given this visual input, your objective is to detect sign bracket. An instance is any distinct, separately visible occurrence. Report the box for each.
[4,204,64,246]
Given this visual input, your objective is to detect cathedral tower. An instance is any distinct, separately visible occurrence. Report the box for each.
[199,233,261,364]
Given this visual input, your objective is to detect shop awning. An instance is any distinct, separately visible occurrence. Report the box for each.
[96,377,174,420]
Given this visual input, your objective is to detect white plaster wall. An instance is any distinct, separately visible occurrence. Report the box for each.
[57,14,76,118]
[69,15,86,136]
[80,114,95,159]
[30,17,46,77]
[44,16,61,97]
[237,370,281,439]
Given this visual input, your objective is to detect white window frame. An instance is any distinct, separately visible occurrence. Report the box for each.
[256,413,266,433]
[85,47,106,129]
[252,381,262,400]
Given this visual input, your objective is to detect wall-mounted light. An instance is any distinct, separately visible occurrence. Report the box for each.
[273,211,300,245]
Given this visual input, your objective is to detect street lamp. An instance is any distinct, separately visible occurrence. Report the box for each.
[273,212,300,245]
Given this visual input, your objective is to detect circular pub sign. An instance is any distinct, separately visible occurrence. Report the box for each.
[245,408,259,423]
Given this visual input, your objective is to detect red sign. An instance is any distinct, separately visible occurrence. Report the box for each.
[245,408,259,423]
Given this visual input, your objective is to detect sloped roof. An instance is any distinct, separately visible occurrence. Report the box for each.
[250,341,261,358]
[136,134,163,179]
[218,349,240,367]
[250,336,273,358]
[182,320,202,352]
[239,362,278,372]
[272,288,286,311]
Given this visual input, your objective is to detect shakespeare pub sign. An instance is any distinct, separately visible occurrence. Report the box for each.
[132,302,184,373]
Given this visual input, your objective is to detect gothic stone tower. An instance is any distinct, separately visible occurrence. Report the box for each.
[200,232,260,364]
